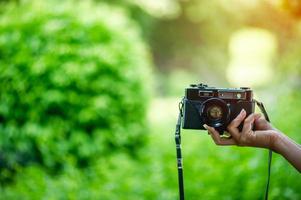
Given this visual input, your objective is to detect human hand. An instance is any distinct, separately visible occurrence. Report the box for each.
[204,109,280,151]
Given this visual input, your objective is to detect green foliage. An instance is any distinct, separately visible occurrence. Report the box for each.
[1,96,301,199]
[0,0,151,182]
[0,0,301,199]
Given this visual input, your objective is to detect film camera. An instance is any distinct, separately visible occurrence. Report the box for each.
[182,83,255,134]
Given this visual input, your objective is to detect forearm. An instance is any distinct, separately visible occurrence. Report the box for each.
[273,132,301,173]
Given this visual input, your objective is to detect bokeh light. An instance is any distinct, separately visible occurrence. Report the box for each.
[227,28,277,87]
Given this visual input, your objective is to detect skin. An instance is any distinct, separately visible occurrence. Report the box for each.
[204,109,301,173]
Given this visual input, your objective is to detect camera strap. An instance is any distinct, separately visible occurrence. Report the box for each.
[254,100,272,200]
[175,99,185,200]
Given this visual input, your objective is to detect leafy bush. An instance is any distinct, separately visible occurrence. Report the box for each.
[0,0,151,182]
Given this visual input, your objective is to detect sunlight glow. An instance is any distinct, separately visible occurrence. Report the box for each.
[227,28,277,87]
[130,0,180,19]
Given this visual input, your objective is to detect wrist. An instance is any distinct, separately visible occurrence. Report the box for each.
[270,130,285,154]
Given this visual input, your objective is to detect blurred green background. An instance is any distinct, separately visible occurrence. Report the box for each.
[0,0,301,199]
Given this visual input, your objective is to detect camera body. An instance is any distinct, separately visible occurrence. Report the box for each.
[182,83,255,134]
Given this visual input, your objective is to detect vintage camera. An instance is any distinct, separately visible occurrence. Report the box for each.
[182,83,255,134]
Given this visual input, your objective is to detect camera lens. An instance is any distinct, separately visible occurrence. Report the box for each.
[207,105,223,121]
[200,98,230,128]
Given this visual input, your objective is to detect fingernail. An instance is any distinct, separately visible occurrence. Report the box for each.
[240,109,246,115]
[203,124,209,130]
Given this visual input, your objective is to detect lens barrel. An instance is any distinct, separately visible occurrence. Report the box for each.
[200,98,230,128]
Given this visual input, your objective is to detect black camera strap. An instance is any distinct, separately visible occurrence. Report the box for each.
[175,99,185,200]
[254,100,272,200]
[174,99,272,200]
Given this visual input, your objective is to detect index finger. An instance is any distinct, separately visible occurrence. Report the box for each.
[227,109,246,141]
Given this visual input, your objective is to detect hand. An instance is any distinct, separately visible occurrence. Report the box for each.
[204,109,280,151]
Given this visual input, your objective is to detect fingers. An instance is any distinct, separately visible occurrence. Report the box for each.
[227,109,246,140]
[204,111,263,147]
[204,124,237,146]
[254,115,273,130]
[229,109,247,128]
[242,113,261,133]
[254,113,261,120]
